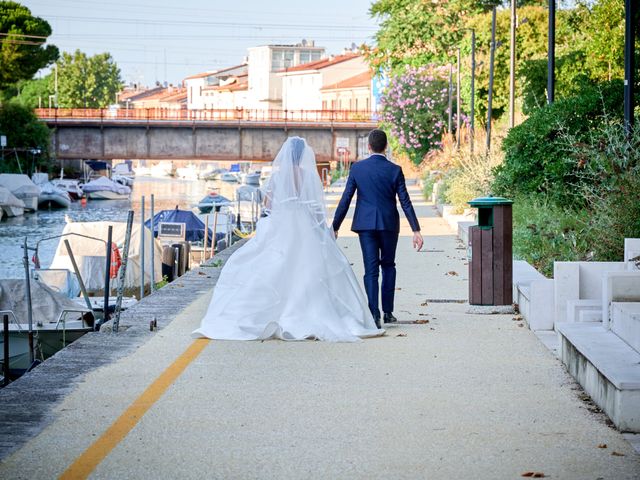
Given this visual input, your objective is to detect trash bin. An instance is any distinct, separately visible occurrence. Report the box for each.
[467,196,513,306]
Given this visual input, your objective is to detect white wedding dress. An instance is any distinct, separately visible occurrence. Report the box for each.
[192,137,383,342]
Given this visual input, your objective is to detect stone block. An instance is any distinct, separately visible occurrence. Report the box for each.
[611,302,640,353]
[601,271,640,329]
[566,299,602,323]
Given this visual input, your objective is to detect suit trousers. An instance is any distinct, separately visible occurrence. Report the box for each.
[357,230,399,319]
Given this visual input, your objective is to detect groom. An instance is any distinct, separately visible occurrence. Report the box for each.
[332,129,423,328]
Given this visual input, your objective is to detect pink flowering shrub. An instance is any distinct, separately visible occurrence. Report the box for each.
[379,65,451,164]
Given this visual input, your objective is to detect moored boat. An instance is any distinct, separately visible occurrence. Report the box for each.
[0,186,25,217]
[82,176,131,200]
[197,192,231,213]
[0,174,40,211]
[37,182,71,209]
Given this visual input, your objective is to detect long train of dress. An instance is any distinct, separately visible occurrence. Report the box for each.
[192,204,383,342]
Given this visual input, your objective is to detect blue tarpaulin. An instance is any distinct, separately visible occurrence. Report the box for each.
[144,208,221,246]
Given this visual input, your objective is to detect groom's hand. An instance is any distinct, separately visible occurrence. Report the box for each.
[413,231,423,251]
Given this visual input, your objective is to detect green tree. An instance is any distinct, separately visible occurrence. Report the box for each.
[56,50,122,108]
[366,0,500,72]
[0,1,58,91]
[0,100,50,173]
[14,75,52,108]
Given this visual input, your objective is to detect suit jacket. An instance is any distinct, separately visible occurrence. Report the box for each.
[332,154,420,233]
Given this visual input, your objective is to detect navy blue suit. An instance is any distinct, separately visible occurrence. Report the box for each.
[332,154,420,318]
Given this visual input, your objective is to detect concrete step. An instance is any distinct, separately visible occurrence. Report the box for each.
[557,322,640,432]
[566,299,602,323]
[611,302,640,353]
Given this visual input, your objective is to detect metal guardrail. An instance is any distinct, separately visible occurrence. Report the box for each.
[35,108,378,124]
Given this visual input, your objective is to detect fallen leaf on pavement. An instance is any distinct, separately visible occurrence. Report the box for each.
[396,333,407,337]
[446,271,459,276]
[198,271,206,275]
[611,451,625,456]
[518,323,524,328]
[421,301,429,306]
[597,444,607,449]
[413,319,429,324]
[521,473,545,478]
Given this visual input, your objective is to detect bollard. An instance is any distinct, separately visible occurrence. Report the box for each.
[3,314,9,386]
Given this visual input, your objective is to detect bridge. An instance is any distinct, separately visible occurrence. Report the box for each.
[35,108,378,164]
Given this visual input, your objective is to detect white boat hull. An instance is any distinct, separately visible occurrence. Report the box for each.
[38,192,71,209]
[2,204,25,217]
[87,190,130,200]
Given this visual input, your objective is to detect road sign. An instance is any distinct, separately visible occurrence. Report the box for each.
[336,137,349,149]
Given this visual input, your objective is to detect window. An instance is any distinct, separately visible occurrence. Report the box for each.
[271,49,295,71]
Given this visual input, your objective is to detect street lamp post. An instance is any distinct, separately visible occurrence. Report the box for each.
[456,48,461,149]
[509,0,517,128]
[548,0,556,104]
[486,6,497,153]
[470,29,476,156]
[624,0,637,134]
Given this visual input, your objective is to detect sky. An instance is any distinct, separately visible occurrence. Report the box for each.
[21,0,380,87]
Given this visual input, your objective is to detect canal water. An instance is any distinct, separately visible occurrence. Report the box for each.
[0,176,245,279]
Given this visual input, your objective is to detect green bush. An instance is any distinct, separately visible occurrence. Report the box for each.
[512,194,591,277]
[492,80,624,204]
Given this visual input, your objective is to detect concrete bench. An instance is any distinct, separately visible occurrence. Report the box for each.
[611,302,640,353]
[565,299,602,323]
[557,322,640,432]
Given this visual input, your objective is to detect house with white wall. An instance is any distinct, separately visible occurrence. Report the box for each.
[321,70,372,112]
[247,41,325,111]
[279,53,369,112]
[185,63,248,110]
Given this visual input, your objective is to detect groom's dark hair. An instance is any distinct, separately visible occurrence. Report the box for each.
[368,129,387,153]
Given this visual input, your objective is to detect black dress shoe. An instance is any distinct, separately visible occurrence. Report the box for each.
[383,312,398,324]
[374,316,381,329]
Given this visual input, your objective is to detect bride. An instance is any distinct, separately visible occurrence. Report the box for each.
[192,137,383,342]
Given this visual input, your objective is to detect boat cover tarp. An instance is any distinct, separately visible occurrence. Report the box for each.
[49,221,162,291]
[0,186,25,208]
[145,209,213,245]
[0,279,87,325]
[0,174,41,198]
[82,176,131,195]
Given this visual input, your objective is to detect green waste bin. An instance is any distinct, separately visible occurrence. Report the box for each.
[467,196,513,306]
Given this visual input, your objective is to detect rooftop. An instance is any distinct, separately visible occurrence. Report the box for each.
[321,71,372,91]
[278,53,360,74]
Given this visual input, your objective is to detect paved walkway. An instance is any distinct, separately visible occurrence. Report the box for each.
[1,185,639,479]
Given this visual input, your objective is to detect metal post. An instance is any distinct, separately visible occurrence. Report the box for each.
[486,6,497,153]
[114,211,134,332]
[140,195,145,299]
[212,210,218,257]
[22,238,34,364]
[204,215,209,261]
[470,29,476,155]
[150,194,155,292]
[548,0,556,104]
[456,48,461,149]
[3,314,10,386]
[103,226,113,325]
[447,64,453,134]
[64,240,94,314]
[624,0,636,134]
[509,0,517,128]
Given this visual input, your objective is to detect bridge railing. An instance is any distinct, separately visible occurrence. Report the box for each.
[34,108,379,123]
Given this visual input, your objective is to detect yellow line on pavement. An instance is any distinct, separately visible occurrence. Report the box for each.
[59,338,211,480]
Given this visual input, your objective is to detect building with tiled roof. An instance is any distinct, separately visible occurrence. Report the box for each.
[321,71,372,112]
[278,53,369,112]
[185,63,248,110]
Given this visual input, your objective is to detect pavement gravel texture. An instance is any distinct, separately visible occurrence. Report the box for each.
[0,185,639,479]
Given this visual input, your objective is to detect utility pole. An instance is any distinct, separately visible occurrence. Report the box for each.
[509,0,517,128]
[548,0,556,104]
[624,0,636,134]
[470,29,476,156]
[486,6,497,153]
[456,48,461,149]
